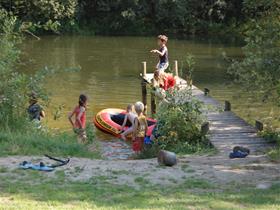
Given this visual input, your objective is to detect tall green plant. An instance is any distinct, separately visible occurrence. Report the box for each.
[155,88,208,153]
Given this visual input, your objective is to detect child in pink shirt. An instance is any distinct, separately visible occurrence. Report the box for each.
[68,94,87,143]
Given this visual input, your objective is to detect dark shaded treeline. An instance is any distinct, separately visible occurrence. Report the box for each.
[0,0,271,35]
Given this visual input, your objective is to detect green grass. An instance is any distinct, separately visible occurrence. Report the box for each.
[0,171,279,210]
[268,147,280,162]
[261,130,280,162]
[0,166,8,173]
[0,130,100,159]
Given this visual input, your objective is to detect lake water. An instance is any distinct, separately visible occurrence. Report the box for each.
[20,35,279,158]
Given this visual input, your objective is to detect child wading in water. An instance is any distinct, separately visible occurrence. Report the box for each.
[68,94,88,143]
[121,104,137,140]
[132,102,148,154]
[150,35,169,73]
[27,92,45,128]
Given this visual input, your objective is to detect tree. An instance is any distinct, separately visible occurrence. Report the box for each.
[227,0,280,103]
[0,0,78,33]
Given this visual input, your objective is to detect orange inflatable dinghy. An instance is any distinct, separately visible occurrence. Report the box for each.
[93,108,156,138]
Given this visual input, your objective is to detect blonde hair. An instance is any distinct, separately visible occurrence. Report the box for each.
[158,35,168,43]
[134,101,144,114]
[153,71,166,87]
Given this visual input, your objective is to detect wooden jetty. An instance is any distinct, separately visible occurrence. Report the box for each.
[141,61,272,155]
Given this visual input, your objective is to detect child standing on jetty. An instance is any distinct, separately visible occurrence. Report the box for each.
[132,101,148,153]
[121,104,137,140]
[68,94,88,143]
[150,35,169,72]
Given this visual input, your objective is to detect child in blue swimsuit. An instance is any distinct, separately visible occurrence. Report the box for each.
[150,35,169,73]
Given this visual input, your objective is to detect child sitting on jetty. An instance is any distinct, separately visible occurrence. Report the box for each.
[132,101,148,153]
[68,94,88,143]
[120,104,137,140]
[153,71,176,91]
[150,35,169,72]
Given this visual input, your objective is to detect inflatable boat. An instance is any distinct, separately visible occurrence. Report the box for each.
[93,108,156,138]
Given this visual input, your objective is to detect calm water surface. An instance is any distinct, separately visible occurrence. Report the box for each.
[20,35,280,150]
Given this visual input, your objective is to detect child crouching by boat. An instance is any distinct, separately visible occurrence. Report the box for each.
[121,104,137,140]
[132,101,148,153]
[68,94,88,143]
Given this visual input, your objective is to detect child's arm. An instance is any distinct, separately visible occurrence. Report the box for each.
[76,107,85,129]
[40,110,46,118]
[150,47,167,56]
[132,118,139,140]
[68,109,75,128]
[121,114,128,130]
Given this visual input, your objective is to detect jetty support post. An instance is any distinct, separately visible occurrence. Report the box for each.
[224,101,231,111]
[151,91,156,115]
[255,120,264,131]
[201,122,210,136]
[142,61,147,77]
[174,60,178,77]
[141,61,147,115]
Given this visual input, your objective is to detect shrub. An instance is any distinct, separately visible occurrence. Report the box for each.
[154,88,209,153]
[0,10,53,131]
[0,10,97,158]
[144,86,209,156]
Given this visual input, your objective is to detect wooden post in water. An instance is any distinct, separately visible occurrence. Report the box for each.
[174,60,178,76]
[142,61,147,77]
[141,62,147,115]
[151,91,156,115]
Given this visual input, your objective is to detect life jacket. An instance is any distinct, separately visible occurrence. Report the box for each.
[160,74,176,90]
[135,115,148,137]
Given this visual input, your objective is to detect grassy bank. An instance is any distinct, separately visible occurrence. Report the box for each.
[0,167,279,210]
[0,130,100,159]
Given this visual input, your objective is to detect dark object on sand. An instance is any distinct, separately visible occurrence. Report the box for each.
[19,155,70,172]
[233,146,250,154]
[158,150,177,166]
[229,146,250,159]
[204,88,210,96]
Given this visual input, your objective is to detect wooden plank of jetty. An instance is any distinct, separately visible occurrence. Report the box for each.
[141,72,272,156]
